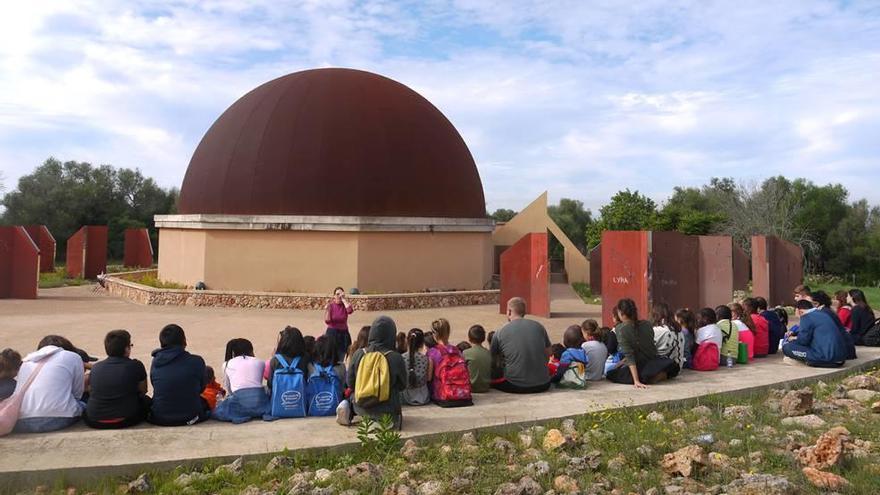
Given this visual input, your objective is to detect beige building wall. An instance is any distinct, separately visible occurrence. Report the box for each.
[158,229,207,286]
[158,228,492,293]
[357,232,493,293]
[491,192,590,284]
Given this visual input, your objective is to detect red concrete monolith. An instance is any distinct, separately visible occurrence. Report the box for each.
[751,235,803,306]
[66,226,108,279]
[123,228,154,268]
[589,244,602,295]
[0,226,39,299]
[24,225,56,273]
[500,232,550,317]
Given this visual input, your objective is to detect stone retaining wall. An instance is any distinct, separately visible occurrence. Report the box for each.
[103,271,499,310]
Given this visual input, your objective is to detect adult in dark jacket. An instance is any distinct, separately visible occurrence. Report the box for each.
[849,289,876,345]
[149,324,209,426]
[346,316,407,429]
[606,298,679,388]
[811,291,856,360]
[756,297,784,355]
[782,300,847,367]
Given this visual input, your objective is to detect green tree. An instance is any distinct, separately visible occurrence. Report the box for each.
[1,158,178,262]
[656,186,725,235]
[490,208,517,223]
[587,189,657,248]
[547,198,592,254]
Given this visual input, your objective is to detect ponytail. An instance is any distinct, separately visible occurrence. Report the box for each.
[406,328,425,388]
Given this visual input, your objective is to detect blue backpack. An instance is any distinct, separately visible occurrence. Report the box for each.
[306,363,342,416]
[270,355,306,418]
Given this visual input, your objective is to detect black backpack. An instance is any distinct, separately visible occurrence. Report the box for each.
[862,318,880,347]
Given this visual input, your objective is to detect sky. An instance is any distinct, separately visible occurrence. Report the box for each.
[1,0,879,214]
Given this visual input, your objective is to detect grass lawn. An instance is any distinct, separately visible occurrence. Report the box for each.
[38,268,88,289]
[28,367,880,494]
[806,276,880,306]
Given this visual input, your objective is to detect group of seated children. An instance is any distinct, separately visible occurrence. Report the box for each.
[1,287,874,435]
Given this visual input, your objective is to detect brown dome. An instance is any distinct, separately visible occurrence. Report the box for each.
[177,68,486,218]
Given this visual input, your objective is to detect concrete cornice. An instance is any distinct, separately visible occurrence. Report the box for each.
[154,214,496,233]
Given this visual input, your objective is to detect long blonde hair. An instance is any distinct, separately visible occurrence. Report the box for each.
[431,318,451,344]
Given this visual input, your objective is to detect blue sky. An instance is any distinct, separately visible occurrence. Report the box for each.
[1,1,879,214]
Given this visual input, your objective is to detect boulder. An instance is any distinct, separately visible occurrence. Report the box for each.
[780,414,826,429]
[843,374,879,390]
[493,437,517,454]
[846,389,880,402]
[779,388,812,416]
[525,461,550,477]
[215,457,244,475]
[723,405,753,420]
[265,456,294,473]
[315,469,332,482]
[416,481,444,495]
[872,401,880,413]
[542,429,573,451]
[553,475,579,493]
[345,462,383,484]
[646,411,665,422]
[724,474,795,495]
[801,467,849,490]
[691,405,712,417]
[660,445,707,477]
[126,474,151,494]
[796,426,849,469]
[517,476,543,495]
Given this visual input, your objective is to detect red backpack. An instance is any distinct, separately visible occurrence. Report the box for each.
[692,342,720,371]
[433,345,473,407]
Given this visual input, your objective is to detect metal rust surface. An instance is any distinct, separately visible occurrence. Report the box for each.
[24,225,56,273]
[0,226,39,299]
[698,235,734,308]
[500,232,550,317]
[124,228,154,268]
[601,231,650,326]
[66,226,108,279]
[751,235,803,307]
[178,68,486,218]
[651,231,700,313]
[590,244,602,295]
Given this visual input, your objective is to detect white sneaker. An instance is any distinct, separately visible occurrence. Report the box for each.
[336,399,351,426]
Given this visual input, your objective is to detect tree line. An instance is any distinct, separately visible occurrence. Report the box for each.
[0,158,178,262]
[491,177,880,285]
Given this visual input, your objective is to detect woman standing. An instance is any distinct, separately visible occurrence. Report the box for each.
[325,287,354,358]
[849,289,875,345]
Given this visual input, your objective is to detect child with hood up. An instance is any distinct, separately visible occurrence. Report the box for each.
[344,316,407,429]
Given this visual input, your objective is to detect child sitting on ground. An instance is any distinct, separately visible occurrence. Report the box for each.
[674,308,697,368]
[401,328,432,406]
[456,341,471,352]
[200,366,225,410]
[462,325,491,393]
[548,344,565,376]
[693,308,723,371]
[580,320,608,381]
[715,305,740,367]
[396,332,407,354]
[0,348,22,401]
[552,325,590,386]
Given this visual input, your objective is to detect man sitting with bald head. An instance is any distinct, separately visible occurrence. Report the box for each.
[490,297,552,394]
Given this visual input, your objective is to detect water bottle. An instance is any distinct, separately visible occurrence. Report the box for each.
[726,356,734,368]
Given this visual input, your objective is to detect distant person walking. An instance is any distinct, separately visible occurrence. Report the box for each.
[325,287,354,358]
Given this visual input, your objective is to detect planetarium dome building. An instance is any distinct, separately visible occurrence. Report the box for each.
[156,68,494,293]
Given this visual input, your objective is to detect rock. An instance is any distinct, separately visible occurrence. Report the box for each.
[796,426,849,469]
[494,437,517,454]
[175,472,208,487]
[636,445,654,458]
[846,438,873,458]
[461,432,477,445]
[723,405,753,420]
[606,453,626,471]
[521,448,542,460]
[670,418,687,429]
[645,488,659,495]
[693,433,715,446]
[439,445,453,456]
[843,374,879,390]
[401,439,421,460]
[315,469,332,482]
[416,481,443,495]
[553,475,578,493]
[494,483,520,495]
[646,411,665,422]
[661,445,707,477]
[384,484,414,495]
[872,401,880,413]
[761,426,778,437]
[126,474,151,494]
[265,455,294,473]
[846,389,880,402]
[450,477,472,492]
[518,432,534,448]
[542,429,572,451]
[724,474,795,495]
[780,414,826,429]
[708,452,733,470]
[801,467,849,490]
[730,438,743,448]
[663,485,683,495]
[346,462,383,484]
[66,489,77,495]
[518,476,543,495]
[561,418,577,435]
[339,491,358,495]
[309,489,334,495]
[692,405,712,417]
[780,388,813,416]
[215,457,244,475]
[462,466,478,478]
[461,444,480,455]
[525,461,550,476]
[693,417,711,429]
[748,451,764,465]
[584,450,602,469]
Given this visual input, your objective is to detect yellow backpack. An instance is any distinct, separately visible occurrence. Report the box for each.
[354,350,392,408]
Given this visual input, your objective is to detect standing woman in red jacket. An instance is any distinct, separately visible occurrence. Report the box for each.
[744,298,769,357]
[325,287,354,358]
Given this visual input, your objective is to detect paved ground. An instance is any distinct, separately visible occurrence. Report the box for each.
[1,283,594,384]
[3,283,878,490]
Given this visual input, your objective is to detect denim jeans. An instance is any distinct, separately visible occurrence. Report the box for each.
[213,387,271,424]
[14,416,80,433]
